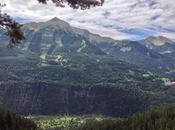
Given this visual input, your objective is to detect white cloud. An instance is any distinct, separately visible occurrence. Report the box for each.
[2,0,175,40]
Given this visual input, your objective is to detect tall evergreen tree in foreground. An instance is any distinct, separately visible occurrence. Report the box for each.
[0,107,37,130]
[0,3,24,48]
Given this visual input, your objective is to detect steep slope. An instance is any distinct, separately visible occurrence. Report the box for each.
[139,36,175,59]
[140,36,173,46]
[72,27,175,79]
[2,18,175,79]
[0,18,174,117]
[139,36,175,79]
[93,40,175,76]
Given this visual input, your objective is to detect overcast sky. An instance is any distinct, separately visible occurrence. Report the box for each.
[2,0,175,40]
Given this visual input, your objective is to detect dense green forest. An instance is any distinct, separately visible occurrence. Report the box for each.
[70,105,175,130]
[1,104,175,130]
[32,105,175,130]
[0,107,37,130]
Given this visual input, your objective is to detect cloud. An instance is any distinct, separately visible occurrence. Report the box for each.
[2,0,175,40]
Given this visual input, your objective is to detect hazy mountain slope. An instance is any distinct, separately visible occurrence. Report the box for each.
[95,40,175,75]
[139,36,175,59]
[139,36,174,48]
[139,36,175,79]
[2,18,175,79]
[0,18,174,116]
[71,26,175,79]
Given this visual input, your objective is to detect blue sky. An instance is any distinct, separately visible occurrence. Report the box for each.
[2,0,175,40]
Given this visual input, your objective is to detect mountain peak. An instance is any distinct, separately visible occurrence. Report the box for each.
[142,36,173,46]
[23,17,71,31]
[148,36,171,41]
[49,17,65,22]
[45,17,71,29]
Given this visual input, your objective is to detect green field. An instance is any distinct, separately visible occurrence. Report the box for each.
[31,115,111,130]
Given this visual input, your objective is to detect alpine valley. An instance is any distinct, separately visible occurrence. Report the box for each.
[0,18,175,117]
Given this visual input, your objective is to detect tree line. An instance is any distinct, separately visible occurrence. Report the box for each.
[71,105,175,130]
[0,107,37,130]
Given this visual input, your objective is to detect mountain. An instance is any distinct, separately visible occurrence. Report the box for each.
[91,40,175,78]
[140,36,173,46]
[68,25,175,80]
[1,18,175,79]
[0,18,175,117]
[87,38,175,79]
[139,36,175,79]
[139,36,175,59]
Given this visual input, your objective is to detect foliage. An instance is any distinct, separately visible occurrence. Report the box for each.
[32,105,175,130]
[34,116,86,130]
[0,4,25,47]
[0,107,37,130]
[71,105,175,130]
[38,0,104,9]
[32,115,113,130]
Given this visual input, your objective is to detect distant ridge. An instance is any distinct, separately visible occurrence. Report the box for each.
[140,36,173,46]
